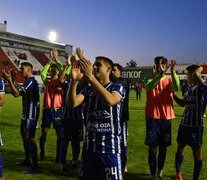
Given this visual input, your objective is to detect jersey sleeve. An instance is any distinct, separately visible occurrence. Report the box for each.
[41,64,50,84]
[171,73,180,91]
[18,78,34,96]
[201,80,207,92]
[0,79,5,94]
[56,60,64,71]
[144,74,162,91]
[112,83,126,100]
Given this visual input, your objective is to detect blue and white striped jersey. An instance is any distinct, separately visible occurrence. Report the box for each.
[0,78,4,146]
[18,77,40,120]
[0,78,5,94]
[62,80,84,120]
[181,80,207,127]
[81,81,125,154]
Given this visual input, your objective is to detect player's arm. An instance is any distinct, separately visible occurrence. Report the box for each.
[59,55,72,85]
[144,74,162,91]
[170,60,180,91]
[41,53,53,84]
[53,49,64,71]
[2,70,20,97]
[0,79,5,106]
[173,92,186,107]
[79,58,123,107]
[67,62,84,108]
[0,94,4,106]
[193,66,204,86]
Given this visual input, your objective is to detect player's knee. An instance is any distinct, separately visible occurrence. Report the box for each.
[27,138,35,144]
[149,146,157,153]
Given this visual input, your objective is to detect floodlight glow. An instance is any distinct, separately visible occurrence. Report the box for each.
[49,31,57,42]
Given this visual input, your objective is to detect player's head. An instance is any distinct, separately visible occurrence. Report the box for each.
[112,63,122,78]
[186,64,200,84]
[20,62,33,78]
[93,56,113,80]
[50,64,60,78]
[154,56,168,74]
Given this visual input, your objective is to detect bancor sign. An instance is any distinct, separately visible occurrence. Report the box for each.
[122,68,153,81]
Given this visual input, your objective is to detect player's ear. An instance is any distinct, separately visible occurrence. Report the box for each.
[107,66,112,73]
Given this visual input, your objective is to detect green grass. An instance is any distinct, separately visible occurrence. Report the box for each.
[0,91,207,179]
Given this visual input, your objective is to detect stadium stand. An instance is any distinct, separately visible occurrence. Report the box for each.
[0,21,73,93]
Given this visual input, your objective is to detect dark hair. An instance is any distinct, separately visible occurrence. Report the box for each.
[50,64,59,69]
[113,63,123,73]
[154,56,168,65]
[21,62,33,69]
[95,56,114,69]
[186,64,200,73]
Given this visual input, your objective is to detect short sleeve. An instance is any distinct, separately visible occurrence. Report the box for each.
[112,83,126,100]
[201,80,207,92]
[18,78,34,96]
[0,79,5,94]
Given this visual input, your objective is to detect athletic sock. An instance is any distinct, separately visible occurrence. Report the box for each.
[39,137,46,154]
[175,154,184,174]
[56,138,61,161]
[193,159,202,180]
[60,141,69,164]
[158,149,167,171]
[148,151,157,175]
[72,141,80,160]
[29,142,38,168]
[23,140,31,162]
[0,152,3,178]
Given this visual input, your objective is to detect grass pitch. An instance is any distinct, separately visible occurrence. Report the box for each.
[0,90,207,179]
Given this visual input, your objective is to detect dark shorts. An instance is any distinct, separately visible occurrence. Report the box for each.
[60,118,84,141]
[177,124,204,147]
[41,108,62,129]
[21,119,37,138]
[79,151,122,180]
[145,116,172,147]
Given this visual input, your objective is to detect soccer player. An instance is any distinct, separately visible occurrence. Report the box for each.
[3,62,40,174]
[174,65,207,180]
[112,63,130,178]
[144,57,180,179]
[0,78,5,179]
[39,49,63,163]
[134,82,142,100]
[59,54,84,173]
[67,48,126,180]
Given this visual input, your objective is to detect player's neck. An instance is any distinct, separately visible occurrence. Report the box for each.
[98,77,110,86]
[25,73,32,80]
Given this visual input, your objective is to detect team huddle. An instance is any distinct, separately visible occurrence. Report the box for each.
[0,48,207,180]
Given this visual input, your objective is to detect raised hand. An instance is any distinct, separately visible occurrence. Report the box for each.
[49,51,53,65]
[2,70,12,82]
[71,61,83,81]
[76,47,84,60]
[67,55,72,66]
[74,52,80,61]
[52,49,58,62]
[170,59,177,74]
[159,59,166,74]
[79,58,93,80]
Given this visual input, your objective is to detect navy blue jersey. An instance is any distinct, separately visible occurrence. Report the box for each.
[0,78,5,94]
[62,80,84,120]
[0,78,5,146]
[80,81,126,154]
[181,80,207,127]
[18,77,40,120]
[113,77,130,122]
